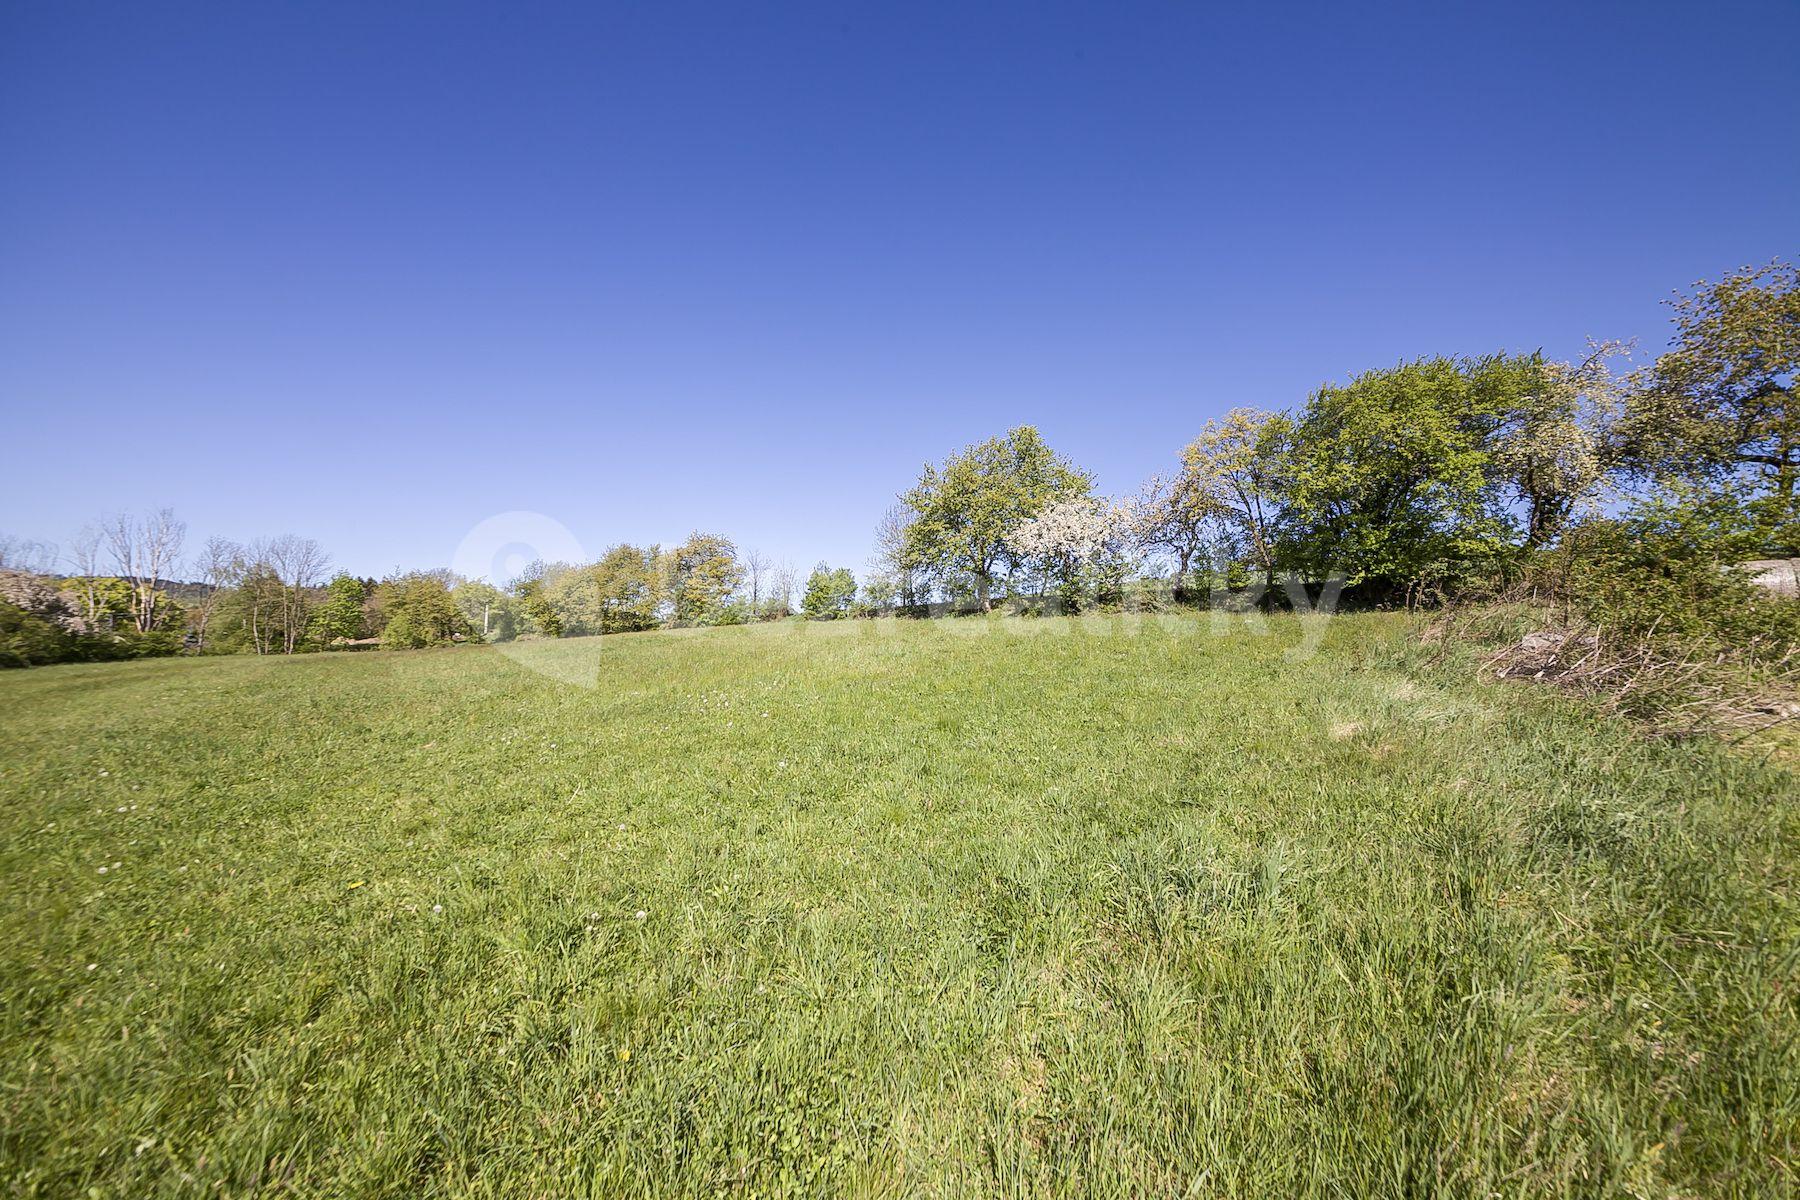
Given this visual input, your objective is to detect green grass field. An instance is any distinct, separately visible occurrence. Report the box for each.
[1,614,1795,1198]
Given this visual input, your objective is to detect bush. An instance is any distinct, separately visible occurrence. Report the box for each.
[1551,489,1800,663]
[0,602,75,667]
[1436,487,1799,737]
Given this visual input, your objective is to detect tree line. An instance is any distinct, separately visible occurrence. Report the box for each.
[2,260,1793,667]
[891,262,1795,623]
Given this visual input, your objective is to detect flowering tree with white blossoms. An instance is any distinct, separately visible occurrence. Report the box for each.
[1008,496,1141,610]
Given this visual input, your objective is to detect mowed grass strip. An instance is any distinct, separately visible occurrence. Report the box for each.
[0,614,1794,1198]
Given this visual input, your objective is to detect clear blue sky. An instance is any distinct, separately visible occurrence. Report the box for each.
[3,0,1796,580]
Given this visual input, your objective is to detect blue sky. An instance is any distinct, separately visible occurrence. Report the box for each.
[2,0,1796,581]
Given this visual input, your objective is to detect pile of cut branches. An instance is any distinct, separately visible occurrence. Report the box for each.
[1424,595,1799,747]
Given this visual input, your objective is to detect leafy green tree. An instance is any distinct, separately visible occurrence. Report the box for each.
[0,601,75,667]
[451,579,514,642]
[378,572,470,649]
[862,574,898,611]
[539,563,604,635]
[218,563,287,655]
[802,564,857,618]
[513,570,563,638]
[1279,355,1536,593]
[662,533,743,626]
[902,426,1092,610]
[1623,261,1798,550]
[592,544,664,632]
[58,575,135,630]
[312,572,367,646]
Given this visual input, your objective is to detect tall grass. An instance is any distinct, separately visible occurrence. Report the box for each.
[0,614,1793,1197]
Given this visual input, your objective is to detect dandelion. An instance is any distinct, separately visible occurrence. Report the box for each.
[347,880,365,890]
[617,1047,631,1062]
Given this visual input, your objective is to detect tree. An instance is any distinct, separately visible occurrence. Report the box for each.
[871,505,923,611]
[902,426,1092,610]
[513,565,563,638]
[1133,468,1227,601]
[378,572,471,649]
[1009,496,1140,610]
[1279,357,1532,593]
[1492,344,1626,547]
[741,548,772,619]
[802,563,857,618]
[863,574,898,610]
[220,560,285,655]
[189,535,242,650]
[591,544,663,632]
[254,534,328,653]
[1,574,81,668]
[662,533,744,626]
[1181,409,1290,594]
[104,508,186,632]
[1623,261,1799,550]
[0,535,57,575]
[313,572,367,645]
[452,579,514,641]
[64,527,110,627]
[540,562,605,635]
[58,574,133,630]
[767,560,797,619]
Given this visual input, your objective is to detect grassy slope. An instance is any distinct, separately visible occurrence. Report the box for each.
[0,614,1794,1198]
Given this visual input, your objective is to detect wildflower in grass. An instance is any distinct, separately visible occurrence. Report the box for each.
[634,909,647,921]
[96,866,107,874]
[432,904,443,913]
[86,963,97,971]
[347,880,365,889]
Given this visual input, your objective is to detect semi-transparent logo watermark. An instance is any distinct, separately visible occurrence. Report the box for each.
[452,511,603,687]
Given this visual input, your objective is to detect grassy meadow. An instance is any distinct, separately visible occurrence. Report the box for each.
[0,613,1795,1198]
